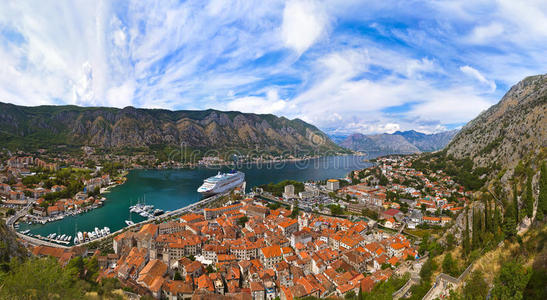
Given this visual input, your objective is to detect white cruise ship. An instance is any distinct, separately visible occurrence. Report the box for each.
[197,171,245,197]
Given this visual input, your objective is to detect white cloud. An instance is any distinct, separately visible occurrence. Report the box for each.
[113,29,126,48]
[407,87,493,124]
[0,0,546,137]
[106,80,136,108]
[226,96,287,115]
[72,62,95,105]
[281,0,328,54]
[460,65,496,92]
[466,22,504,44]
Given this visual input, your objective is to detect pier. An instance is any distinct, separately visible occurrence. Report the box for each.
[74,190,229,247]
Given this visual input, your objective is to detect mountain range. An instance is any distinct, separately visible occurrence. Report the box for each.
[336,130,458,155]
[0,102,344,155]
[446,73,546,182]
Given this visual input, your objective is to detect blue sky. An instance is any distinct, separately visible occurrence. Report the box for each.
[1,0,546,135]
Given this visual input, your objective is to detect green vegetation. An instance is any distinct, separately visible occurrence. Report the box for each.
[537,162,547,220]
[290,200,300,219]
[100,161,124,177]
[492,260,531,300]
[266,202,282,210]
[328,204,344,215]
[358,273,410,300]
[361,208,379,220]
[0,256,122,299]
[259,180,304,197]
[461,200,505,259]
[0,257,84,299]
[419,232,444,257]
[442,253,459,277]
[463,270,488,300]
[412,151,488,190]
[406,258,437,300]
[206,265,215,274]
[174,271,183,280]
[479,137,503,155]
[0,102,345,155]
[237,216,249,227]
[524,175,534,218]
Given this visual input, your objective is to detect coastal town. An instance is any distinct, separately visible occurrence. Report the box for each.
[0,144,482,299]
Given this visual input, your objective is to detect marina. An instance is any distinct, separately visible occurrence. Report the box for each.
[17,155,370,245]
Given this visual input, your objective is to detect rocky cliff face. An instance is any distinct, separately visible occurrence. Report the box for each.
[446,74,547,173]
[339,130,457,155]
[0,103,343,154]
[0,221,27,263]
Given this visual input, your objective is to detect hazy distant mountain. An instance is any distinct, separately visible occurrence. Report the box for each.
[328,134,351,144]
[338,130,458,154]
[394,130,459,152]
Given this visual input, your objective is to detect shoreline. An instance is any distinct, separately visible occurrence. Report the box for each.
[150,153,363,170]
[14,154,369,248]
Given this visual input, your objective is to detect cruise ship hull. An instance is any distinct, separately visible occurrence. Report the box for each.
[197,171,245,197]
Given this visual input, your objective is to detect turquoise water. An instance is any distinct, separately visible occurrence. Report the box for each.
[19,155,370,242]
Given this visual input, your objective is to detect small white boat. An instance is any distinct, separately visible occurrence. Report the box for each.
[104,227,111,234]
[125,220,135,226]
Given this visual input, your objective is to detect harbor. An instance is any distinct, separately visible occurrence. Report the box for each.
[16,155,370,246]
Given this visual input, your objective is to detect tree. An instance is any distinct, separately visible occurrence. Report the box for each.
[174,271,183,280]
[524,176,534,218]
[472,209,479,250]
[97,277,120,297]
[290,201,300,219]
[237,216,249,227]
[66,256,85,278]
[537,162,547,220]
[421,204,427,214]
[328,204,344,215]
[463,270,488,300]
[84,256,99,281]
[492,260,531,300]
[493,203,501,235]
[345,290,356,299]
[360,273,410,300]
[463,209,470,257]
[446,233,456,249]
[0,257,83,299]
[442,253,458,277]
[503,203,517,240]
[484,199,490,233]
[266,202,281,210]
[206,264,215,273]
[420,259,436,283]
[513,183,520,223]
